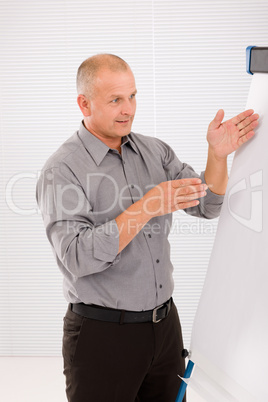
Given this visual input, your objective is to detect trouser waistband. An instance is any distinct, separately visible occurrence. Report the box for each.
[71,298,173,324]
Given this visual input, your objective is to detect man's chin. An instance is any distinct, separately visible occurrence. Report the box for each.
[115,126,132,137]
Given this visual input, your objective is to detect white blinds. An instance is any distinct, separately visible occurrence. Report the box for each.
[1,0,268,355]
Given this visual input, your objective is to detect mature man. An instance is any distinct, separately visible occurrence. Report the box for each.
[36,54,259,402]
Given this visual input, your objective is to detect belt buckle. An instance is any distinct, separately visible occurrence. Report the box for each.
[152,303,164,323]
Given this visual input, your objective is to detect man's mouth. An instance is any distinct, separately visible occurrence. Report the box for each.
[116,120,129,124]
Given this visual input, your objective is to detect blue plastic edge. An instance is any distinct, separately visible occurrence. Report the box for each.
[175,360,195,402]
[246,46,256,75]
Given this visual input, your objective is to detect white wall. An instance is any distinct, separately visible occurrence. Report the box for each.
[1,0,268,359]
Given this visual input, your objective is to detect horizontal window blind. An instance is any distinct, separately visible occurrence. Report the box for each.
[1,0,268,355]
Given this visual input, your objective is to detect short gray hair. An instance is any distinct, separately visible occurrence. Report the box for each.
[76,54,130,98]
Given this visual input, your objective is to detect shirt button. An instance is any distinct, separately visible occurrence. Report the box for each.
[159,284,163,289]
[131,184,134,189]
[148,234,151,238]
[156,259,160,263]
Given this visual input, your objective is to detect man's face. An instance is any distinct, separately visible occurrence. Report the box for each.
[86,68,137,142]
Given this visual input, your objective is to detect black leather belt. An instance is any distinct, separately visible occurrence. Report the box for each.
[71,298,172,324]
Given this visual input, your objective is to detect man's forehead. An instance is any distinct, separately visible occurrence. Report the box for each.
[94,68,136,95]
[96,67,135,82]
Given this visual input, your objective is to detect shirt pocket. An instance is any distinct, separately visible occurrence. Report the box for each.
[62,305,85,366]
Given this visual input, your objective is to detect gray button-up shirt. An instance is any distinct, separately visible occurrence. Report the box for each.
[36,122,224,311]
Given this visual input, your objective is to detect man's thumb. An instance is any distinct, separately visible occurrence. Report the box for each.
[209,109,224,130]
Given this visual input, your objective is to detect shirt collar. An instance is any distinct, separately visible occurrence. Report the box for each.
[78,121,110,166]
[121,134,139,155]
[78,121,139,166]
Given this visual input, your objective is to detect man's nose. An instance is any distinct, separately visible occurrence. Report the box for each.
[121,100,134,115]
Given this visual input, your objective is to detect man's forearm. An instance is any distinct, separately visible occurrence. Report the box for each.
[115,198,151,254]
[204,146,228,195]
[115,178,208,254]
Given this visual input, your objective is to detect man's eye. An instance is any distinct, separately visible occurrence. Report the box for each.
[112,98,119,103]
[130,94,136,99]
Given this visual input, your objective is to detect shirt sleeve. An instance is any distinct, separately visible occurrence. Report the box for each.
[155,137,224,219]
[36,163,120,278]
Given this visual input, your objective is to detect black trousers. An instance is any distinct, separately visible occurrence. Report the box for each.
[62,301,186,402]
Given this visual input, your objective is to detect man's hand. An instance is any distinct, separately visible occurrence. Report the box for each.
[115,178,207,253]
[207,109,259,160]
[142,178,208,218]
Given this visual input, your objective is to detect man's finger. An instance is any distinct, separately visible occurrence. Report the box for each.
[236,114,259,132]
[171,178,202,188]
[176,190,207,203]
[175,200,200,211]
[238,119,258,136]
[175,183,208,196]
[231,109,254,125]
[237,130,255,146]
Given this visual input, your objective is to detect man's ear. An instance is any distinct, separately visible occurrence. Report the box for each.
[77,95,91,117]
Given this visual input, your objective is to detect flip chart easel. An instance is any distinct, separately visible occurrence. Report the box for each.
[175,45,268,402]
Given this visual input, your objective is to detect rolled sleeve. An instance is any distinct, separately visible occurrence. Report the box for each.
[93,220,120,262]
[36,165,121,278]
[198,171,225,219]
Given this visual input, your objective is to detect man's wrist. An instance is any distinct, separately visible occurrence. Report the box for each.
[208,145,228,163]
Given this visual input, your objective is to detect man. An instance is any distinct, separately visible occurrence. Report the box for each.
[36,54,259,401]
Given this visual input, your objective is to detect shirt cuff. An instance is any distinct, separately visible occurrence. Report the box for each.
[92,219,120,262]
[200,171,225,203]
[198,171,225,219]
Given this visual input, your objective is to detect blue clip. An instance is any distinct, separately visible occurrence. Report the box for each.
[246,46,256,75]
[175,360,195,402]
